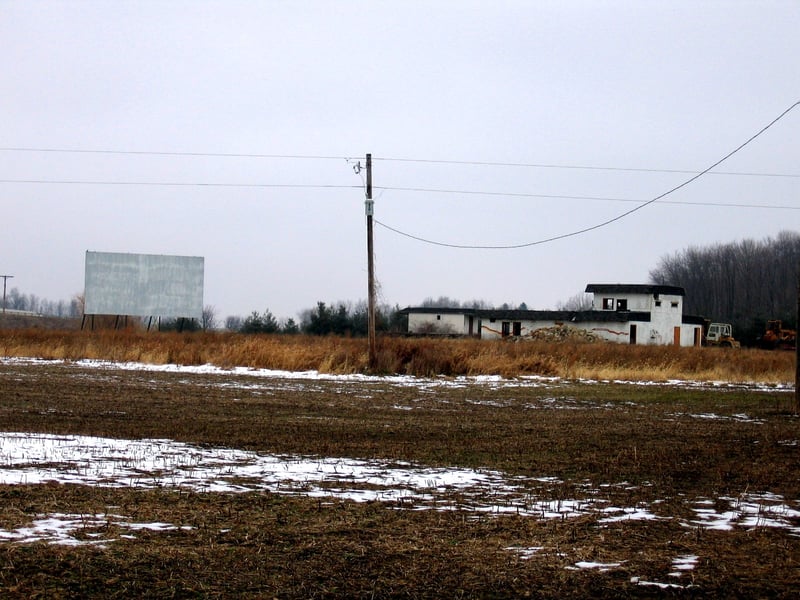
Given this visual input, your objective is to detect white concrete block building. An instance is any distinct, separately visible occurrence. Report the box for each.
[402,284,706,347]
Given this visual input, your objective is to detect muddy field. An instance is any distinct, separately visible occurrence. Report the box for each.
[0,358,799,598]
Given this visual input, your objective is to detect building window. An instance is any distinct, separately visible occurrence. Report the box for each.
[513,322,522,336]
[602,298,614,310]
[436,315,441,320]
[501,322,511,337]
[655,300,662,307]
[616,299,628,311]
[671,302,679,308]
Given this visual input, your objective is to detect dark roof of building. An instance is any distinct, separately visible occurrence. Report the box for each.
[398,306,476,315]
[475,309,654,323]
[401,306,708,327]
[681,314,707,325]
[400,307,653,323]
[584,283,685,296]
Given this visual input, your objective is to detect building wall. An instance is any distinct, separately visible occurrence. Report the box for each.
[645,294,683,339]
[592,291,683,314]
[590,291,686,345]
[680,324,704,347]
[405,286,701,346]
[407,312,468,335]
[478,318,701,346]
[480,318,640,343]
[479,317,510,339]
[583,320,637,343]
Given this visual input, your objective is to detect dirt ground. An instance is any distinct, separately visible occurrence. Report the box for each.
[0,359,799,598]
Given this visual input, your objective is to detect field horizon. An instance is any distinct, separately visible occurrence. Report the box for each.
[0,326,795,385]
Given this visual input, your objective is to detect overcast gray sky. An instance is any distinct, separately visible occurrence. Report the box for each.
[2,1,798,321]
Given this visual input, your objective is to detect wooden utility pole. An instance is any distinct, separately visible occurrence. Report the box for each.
[1,275,13,315]
[365,153,377,369]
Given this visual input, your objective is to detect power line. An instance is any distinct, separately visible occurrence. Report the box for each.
[0,179,360,190]
[3,177,794,211]
[1,146,797,179]
[375,185,800,211]
[375,100,800,250]
[374,157,800,179]
[0,147,356,161]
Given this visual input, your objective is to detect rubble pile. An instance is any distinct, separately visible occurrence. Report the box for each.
[525,325,603,343]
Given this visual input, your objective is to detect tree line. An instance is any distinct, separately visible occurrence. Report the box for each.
[11,231,798,345]
[221,301,408,336]
[1,288,411,336]
[1,288,82,318]
[649,230,800,345]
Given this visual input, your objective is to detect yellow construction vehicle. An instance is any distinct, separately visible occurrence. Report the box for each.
[704,322,741,348]
[760,320,796,350]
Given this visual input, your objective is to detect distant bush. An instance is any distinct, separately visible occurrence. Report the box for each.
[240,310,279,334]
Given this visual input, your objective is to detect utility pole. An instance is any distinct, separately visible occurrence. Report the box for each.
[365,153,377,370]
[1,275,13,315]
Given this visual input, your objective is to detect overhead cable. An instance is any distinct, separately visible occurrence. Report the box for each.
[375,185,800,210]
[0,147,355,161]
[1,146,797,179]
[2,177,794,211]
[374,157,799,179]
[0,179,359,190]
[375,100,800,250]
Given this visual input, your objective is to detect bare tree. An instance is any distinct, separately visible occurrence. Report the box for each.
[421,296,461,308]
[71,294,84,317]
[556,292,593,311]
[202,305,218,330]
[224,315,243,331]
[650,231,800,344]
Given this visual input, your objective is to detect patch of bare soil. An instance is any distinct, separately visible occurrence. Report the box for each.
[0,361,798,598]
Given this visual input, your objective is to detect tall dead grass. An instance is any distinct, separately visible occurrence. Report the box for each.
[0,329,794,383]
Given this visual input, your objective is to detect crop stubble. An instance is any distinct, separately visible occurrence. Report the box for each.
[0,360,799,598]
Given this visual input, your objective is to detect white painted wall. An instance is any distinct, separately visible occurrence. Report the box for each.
[405,288,701,346]
[480,318,637,343]
[680,324,704,347]
[407,312,467,335]
[590,291,687,346]
[592,291,682,314]
[646,294,683,340]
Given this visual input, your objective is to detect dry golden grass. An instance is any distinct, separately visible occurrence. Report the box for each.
[0,328,795,383]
